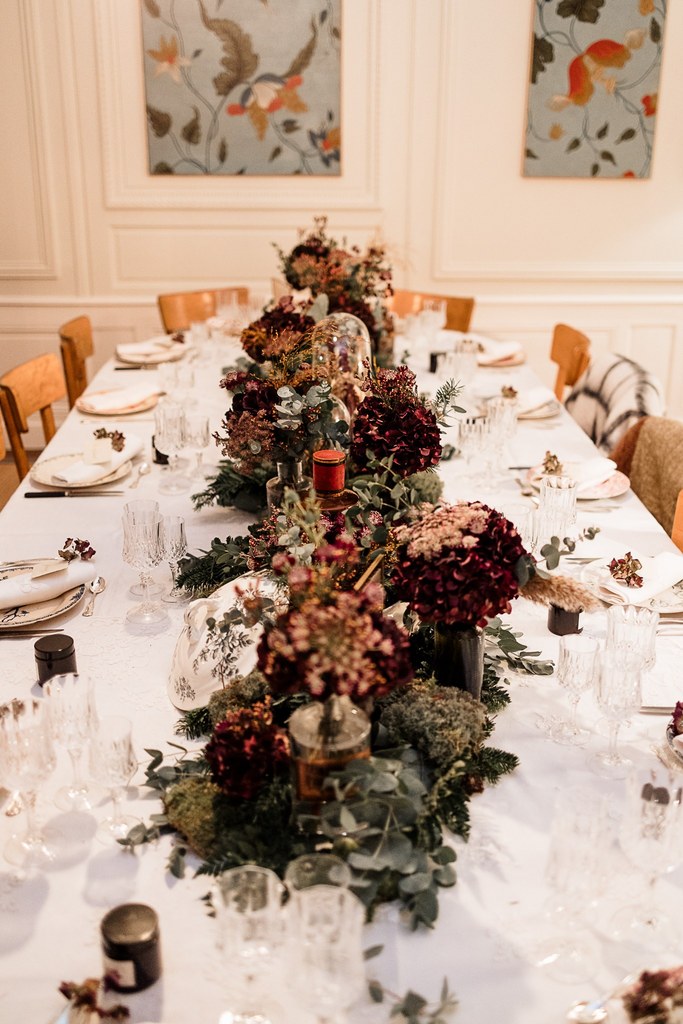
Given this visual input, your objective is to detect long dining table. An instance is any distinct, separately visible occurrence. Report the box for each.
[0,331,682,1024]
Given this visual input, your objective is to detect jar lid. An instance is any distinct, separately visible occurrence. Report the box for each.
[312,450,346,466]
[101,903,159,946]
[34,634,75,661]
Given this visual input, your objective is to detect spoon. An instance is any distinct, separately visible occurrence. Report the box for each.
[129,461,151,489]
[82,576,106,617]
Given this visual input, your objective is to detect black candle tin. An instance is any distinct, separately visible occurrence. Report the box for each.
[101,903,161,993]
[34,634,77,685]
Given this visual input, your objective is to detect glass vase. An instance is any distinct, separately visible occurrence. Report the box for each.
[288,696,371,819]
[265,459,312,512]
[433,622,485,699]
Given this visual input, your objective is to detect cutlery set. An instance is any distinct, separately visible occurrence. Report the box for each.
[24,489,125,498]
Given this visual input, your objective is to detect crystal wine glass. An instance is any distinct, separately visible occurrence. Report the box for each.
[161,515,188,605]
[123,512,169,629]
[590,651,642,779]
[184,412,211,482]
[290,884,366,1024]
[214,865,287,1024]
[611,767,683,951]
[154,400,189,494]
[0,699,57,870]
[551,634,600,746]
[123,499,161,598]
[89,715,138,844]
[43,672,98,811]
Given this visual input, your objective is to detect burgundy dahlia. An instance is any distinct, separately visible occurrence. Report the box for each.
[391,502,527,628]
[204,697,290,801]
[351,365,442,477]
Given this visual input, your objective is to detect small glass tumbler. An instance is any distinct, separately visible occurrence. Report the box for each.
[537,475,577,546]
[590,650,642,779]
[606,605,659,672]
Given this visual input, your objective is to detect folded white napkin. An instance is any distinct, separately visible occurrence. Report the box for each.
[439,330,523,365]
[116,337,185,362]
[0,561,95,611]
[51,433,143,485]
[515,386,557,416]
[79,385,161,413]
[596,551,683,606]
[569,457,617,494]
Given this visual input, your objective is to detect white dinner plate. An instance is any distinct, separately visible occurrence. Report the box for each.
[0,564,86,628]
[581,562,683,612]
[525,465,630,501]
[116,338,187,365]
[30,453,132,489]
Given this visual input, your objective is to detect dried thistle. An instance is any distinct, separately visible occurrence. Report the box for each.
[520,572,600,613]
[609,551,643,589]
[501,385,518,399]
[542,451,563,475]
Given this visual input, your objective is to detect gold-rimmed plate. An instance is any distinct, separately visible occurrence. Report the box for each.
[30,453,132,489]
[75,389,160,416]
[0,565,86,629]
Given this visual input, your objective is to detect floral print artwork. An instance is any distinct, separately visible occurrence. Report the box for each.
[141,0,341,175]
[524,0,667,178]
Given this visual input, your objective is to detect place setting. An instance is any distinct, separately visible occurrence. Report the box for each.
[115,333,189,367]
[75,382,163,417]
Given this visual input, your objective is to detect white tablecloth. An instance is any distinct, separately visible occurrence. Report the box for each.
[0,347,681,1024]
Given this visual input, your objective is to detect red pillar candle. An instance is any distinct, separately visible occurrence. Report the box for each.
[312,450,346,495]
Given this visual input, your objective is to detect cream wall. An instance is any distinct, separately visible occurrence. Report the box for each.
[2,0,683,446]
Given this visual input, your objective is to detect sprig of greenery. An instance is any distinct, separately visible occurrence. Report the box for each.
[484,617,554,677]
[432,379,465,425]
[176,535,250,598]
[191,461,269,513]
[368,976,458,1024]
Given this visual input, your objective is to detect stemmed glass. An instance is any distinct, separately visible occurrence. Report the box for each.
[154,401,189,494]
[43,673,98,811]
[611,768,683,950]
[123,511,169,629]
[0,699,57,869]
[184,412,211,482]
[123,499,161,598]
[290,885,366,1024]
[89,715,138,844]
[590,651,642,779]
[214,865,287,1024]
[161,515,188,605]
[551,634,600,746]
[530,788,609,983]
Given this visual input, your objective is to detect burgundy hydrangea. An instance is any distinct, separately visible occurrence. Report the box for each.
[351,365,442,478]
[391,502,527,628]
[204,697,290,801]
[240,297,314,363]
[671,701,683,735]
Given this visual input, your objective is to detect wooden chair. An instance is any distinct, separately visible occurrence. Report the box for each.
[388,290,475,332]
[59,315,94,408]
[672,490,683,553]
[550,324,591,401]
[0,353,66,480]
[157,287,250,333]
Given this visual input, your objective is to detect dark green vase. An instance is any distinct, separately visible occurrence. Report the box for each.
[433,622,485,700]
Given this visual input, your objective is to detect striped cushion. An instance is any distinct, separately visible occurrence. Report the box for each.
[564,352,665,454]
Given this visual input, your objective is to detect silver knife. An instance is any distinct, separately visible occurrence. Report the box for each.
[640,705,674,715]
[24,490,125,498]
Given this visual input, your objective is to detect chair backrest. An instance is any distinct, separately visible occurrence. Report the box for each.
[157,287,250,333]
[0,352,66,480]
[628,417,683,535]
[673,490,683,553]
[59,315,94,408]
[388,290,475,333]
[550,324,591,400]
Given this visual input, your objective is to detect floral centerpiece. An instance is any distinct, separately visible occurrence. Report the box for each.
[391,502,527,697]
[275,215,394,357]
[240,295,315,365]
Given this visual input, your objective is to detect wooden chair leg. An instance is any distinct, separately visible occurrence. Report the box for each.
[0,389,29,480]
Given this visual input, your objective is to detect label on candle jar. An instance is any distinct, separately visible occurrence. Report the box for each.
[102,955,136,990]
[313,450,346,494]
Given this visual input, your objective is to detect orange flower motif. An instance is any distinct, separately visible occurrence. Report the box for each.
[642,93,658,116]
[226,75,308,139]
[549,123,564,140]
[548,32,643,111]
[623,171,636,178]
[639,0,655,13]
[146,35,190,84]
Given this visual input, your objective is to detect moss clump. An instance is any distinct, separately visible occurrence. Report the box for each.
[404,470,444,506]
[164,777,223,859]
[208,670,269,726]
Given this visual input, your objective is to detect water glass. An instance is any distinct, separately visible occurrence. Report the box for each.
[184,412,211,481]
[161,515,188,605]
[43,673,98,811]
[89,715,138,844]
[123,500,161,598]
[451,338,478,387]
[611,767,683,949]
[214,865,288,1022]
[590,651,642,779]
[498,502,533,548]
[123,512,169,629]
[606,605,659,672]
[290,885,366,1023]
[154,401,190,494]
[551,634,600,746]
[0,698,57,869]
[537,475,577,546]
[419,299,447,343]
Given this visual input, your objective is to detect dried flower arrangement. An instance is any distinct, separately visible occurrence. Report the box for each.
[58,537,96,562]
[93,428,125,453]
[609,551,644,589]
[542,451,564,475]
